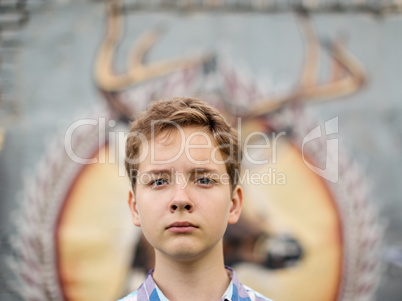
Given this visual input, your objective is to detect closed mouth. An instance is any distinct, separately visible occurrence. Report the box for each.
[167,221,197,229]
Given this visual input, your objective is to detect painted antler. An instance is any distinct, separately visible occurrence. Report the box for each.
[246,13,366,118]
[94,0,210,92]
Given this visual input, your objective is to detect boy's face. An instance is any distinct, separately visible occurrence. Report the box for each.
[128,126,242,262]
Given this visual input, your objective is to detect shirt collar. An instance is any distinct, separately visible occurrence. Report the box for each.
[137,266,250,301]
[136,269,160,301]
[221,266,251,301]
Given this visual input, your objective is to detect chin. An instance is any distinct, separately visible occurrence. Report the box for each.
[164,245,207,261]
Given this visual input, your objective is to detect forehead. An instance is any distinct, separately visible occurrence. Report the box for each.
[138,126,226,171]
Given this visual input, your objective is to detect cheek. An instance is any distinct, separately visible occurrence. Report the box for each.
[137,203,156,223]
[212,188,232,211]
[136,193,167,223]
[203,192,231,224]
[137,207,160,242]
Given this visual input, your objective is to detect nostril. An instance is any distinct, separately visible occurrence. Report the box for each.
[185,205,191,210]
[172,205,177,210]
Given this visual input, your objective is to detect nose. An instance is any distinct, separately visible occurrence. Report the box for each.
[170,202,192,212]
[169,185,194,213]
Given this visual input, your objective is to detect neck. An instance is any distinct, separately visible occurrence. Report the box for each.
[152,243,230,301]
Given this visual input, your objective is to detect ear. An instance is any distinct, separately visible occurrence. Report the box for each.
[127,189,141,227]
[228,185,243,225]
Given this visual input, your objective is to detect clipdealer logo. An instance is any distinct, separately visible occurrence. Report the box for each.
[64,116,339,183]
[302,117,339,183]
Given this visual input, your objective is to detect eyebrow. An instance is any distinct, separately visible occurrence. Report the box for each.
[191,167,222,175]
[142,169,173,175]
[141,167,223,175]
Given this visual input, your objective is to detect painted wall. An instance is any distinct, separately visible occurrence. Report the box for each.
[0,1,401,300]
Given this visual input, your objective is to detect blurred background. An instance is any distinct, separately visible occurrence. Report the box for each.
[0,0,401,300]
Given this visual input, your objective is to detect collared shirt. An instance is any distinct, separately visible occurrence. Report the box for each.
[118,267,273,301]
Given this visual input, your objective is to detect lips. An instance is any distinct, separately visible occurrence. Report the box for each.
[167,221,198,233]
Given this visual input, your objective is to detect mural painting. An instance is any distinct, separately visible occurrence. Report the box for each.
[4,1,401,301]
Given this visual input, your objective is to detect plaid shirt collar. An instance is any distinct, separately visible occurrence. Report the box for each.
[137,266,253,301]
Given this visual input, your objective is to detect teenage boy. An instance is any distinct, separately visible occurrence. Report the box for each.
[121,97,272,301]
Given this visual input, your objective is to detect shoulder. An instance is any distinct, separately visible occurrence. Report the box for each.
[243,284,274,301]
[117,291,138,301]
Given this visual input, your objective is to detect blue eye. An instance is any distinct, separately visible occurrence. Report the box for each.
[195,177,215,186]
[151,178,169,187]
